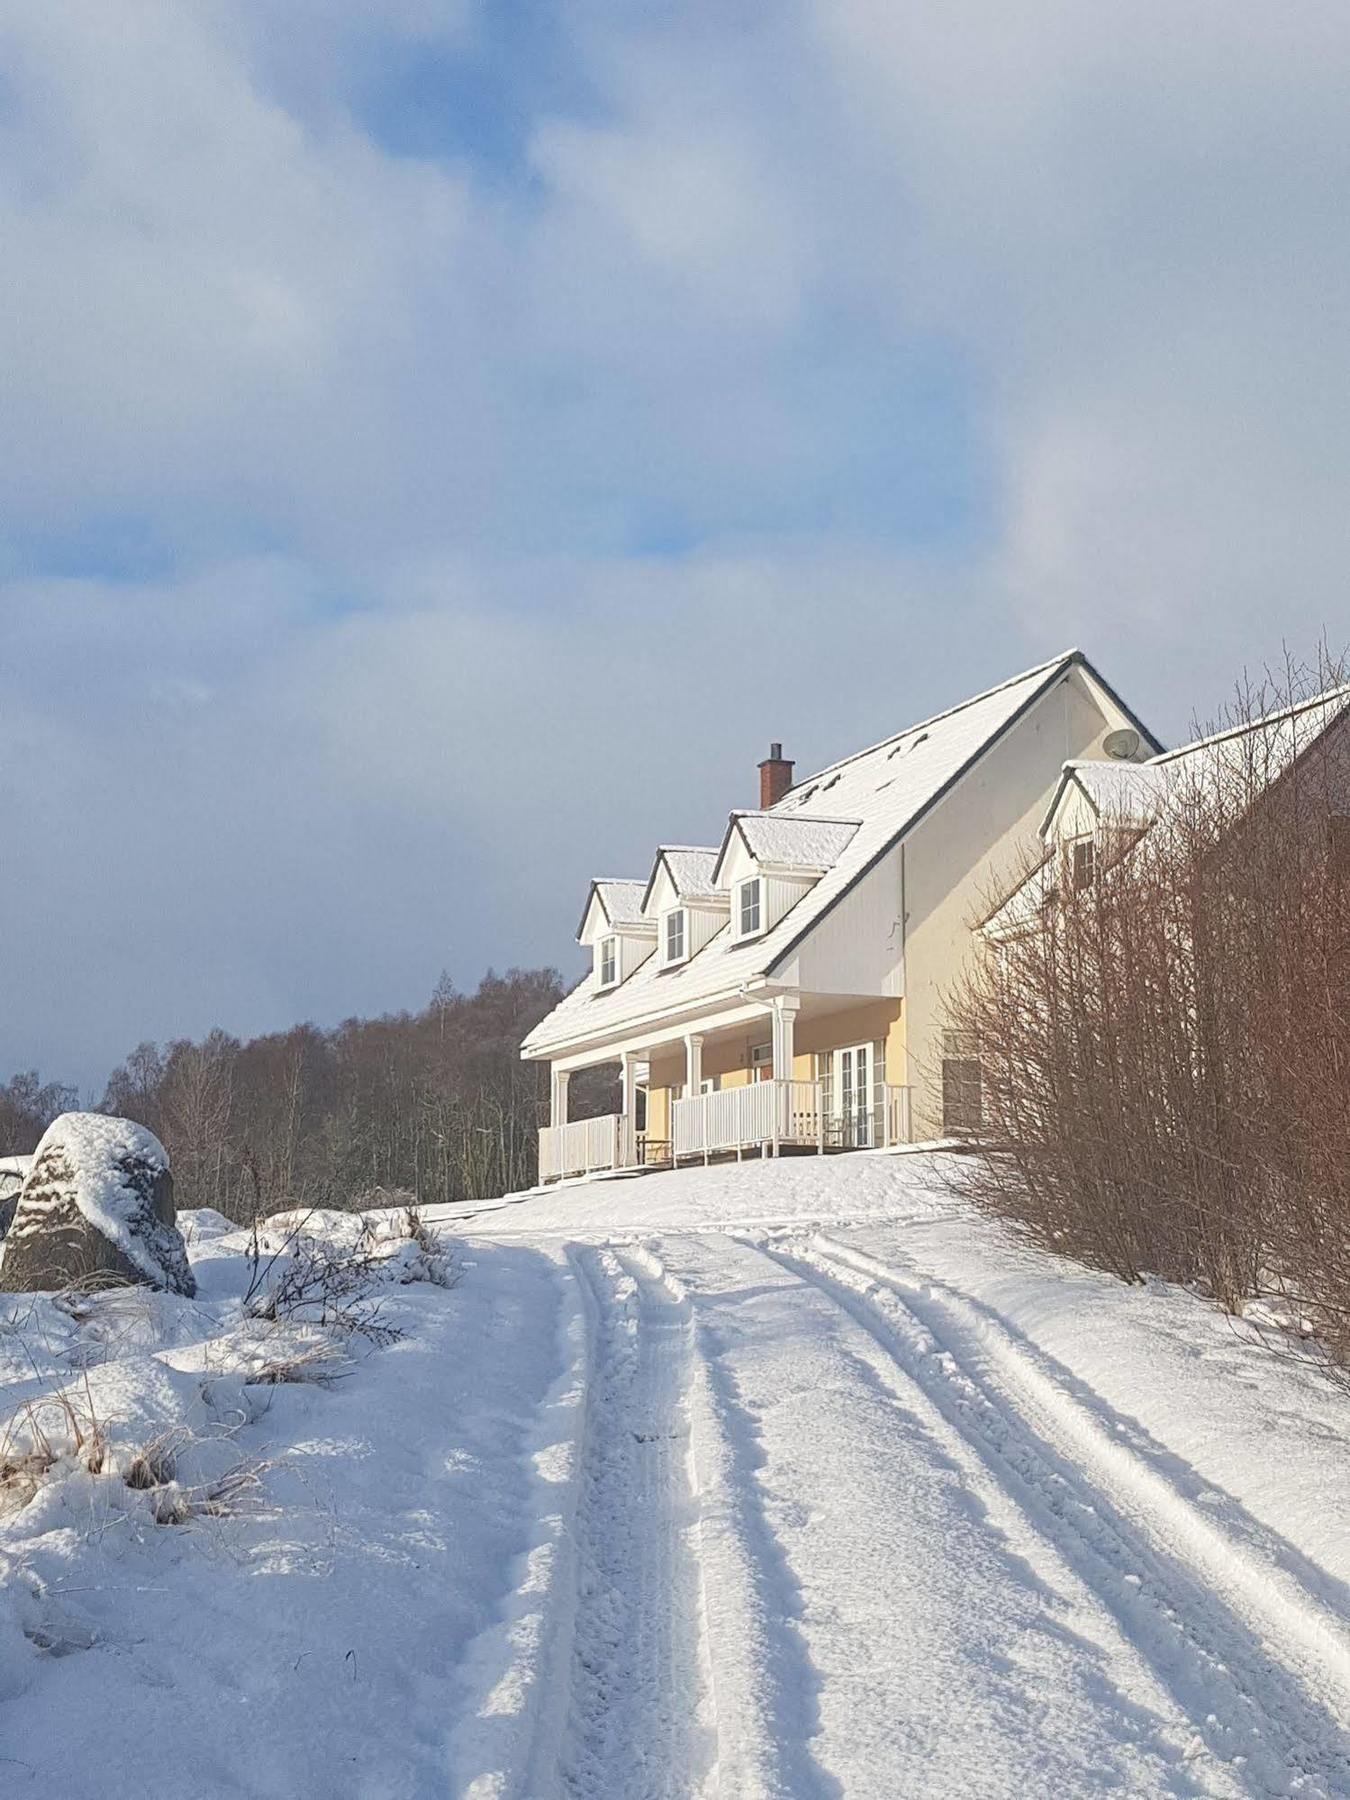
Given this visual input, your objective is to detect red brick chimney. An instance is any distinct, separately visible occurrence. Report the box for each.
[758,741,794,809]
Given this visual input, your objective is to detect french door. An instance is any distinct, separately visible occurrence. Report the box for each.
[834,1043,875,1147]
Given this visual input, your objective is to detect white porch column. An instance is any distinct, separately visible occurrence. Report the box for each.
[771,997,800,1156]
[550,1067,571,1128]
[771,996,800,1079]
[621,1052,641,1166]
[684,1033,704,1097]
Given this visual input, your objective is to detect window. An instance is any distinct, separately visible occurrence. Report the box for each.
[941,1029,983,1135]
[664,908,687,964]
[737,877,762,938]
[1071,838,1097,891]
[598,936,617,987]
[750,1041,773,1082]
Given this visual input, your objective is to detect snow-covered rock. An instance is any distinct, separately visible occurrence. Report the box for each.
[0,1114,194,1296]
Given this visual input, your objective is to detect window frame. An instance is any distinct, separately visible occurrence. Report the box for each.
[941,1029,983,1136]
[737,875,763,940]
[663,907,687,966]
[597,935,618,988]
[1070,837,1097,892]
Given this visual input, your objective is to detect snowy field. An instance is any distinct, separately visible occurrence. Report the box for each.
[3,1153,1350,1796]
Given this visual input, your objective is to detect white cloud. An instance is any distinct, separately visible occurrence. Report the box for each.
[4,0,1350,1082]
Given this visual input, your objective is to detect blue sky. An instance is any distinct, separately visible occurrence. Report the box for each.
[3,1,1350,1089]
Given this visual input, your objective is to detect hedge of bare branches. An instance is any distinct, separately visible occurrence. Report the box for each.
[945,658,1350,1364]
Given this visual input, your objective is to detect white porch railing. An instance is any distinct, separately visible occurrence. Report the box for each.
[673,1080,916,1161]
[673,1080,823,1160]
[537,1113,624,1183]
[539,1082,915,1181]
[829,1085,914,1150]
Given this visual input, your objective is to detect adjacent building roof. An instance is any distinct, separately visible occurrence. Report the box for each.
[988,683,1350,939]
[524,649,1152,1058]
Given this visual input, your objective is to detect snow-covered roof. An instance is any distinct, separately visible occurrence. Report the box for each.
[981,854,1058,941]
[577,878,648,942]
[525,650,1115,1058]
[1054,760,1164,826]
[715,812,861,882]
[594,879,647,925]
[641,847,723,912]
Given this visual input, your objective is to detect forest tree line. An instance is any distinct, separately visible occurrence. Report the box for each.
[0,967,614,1216]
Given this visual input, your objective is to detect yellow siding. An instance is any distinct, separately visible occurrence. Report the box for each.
[796,999,902,1064]
[646,1084,670,1141]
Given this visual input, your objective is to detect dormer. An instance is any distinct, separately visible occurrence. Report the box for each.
[1038,759,1159,896]
[712,812,861,944]
[641,848,729,969]
[577,879,656,991]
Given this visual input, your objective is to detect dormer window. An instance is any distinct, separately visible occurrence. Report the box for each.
[1071,839,1097,891]
[737,876,762,939]
[598,936,618,987]
[663,908,687,965]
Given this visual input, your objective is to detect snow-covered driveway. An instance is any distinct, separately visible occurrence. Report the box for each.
[5,1154,1350,1798]
[445,1154,1350,1800]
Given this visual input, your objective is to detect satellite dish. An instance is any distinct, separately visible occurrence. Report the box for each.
[1103,728,1141,761]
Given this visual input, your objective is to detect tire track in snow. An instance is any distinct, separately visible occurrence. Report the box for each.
[766,1231,1350,1798]
[623,1242,842,1800]
[552,1243,719,1799]
[809,1232,1350,1681]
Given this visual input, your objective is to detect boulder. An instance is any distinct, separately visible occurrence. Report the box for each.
[0,1115,195,1297]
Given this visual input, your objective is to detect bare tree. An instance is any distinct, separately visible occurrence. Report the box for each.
[943,649,1350,1364]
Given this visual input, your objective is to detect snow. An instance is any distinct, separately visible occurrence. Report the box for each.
[656,847,722,901]
[592,879,647,927]
[729,811,860,871]
[3,1154,1350,1796]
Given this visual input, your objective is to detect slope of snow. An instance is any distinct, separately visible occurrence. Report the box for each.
[2,1155,1349,1797]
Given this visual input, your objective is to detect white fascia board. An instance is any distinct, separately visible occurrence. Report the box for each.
[547,993,792,1072]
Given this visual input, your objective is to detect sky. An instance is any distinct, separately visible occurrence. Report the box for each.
[4,1,1350,1092]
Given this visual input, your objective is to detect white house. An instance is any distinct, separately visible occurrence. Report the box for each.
[521,650,1159,1181]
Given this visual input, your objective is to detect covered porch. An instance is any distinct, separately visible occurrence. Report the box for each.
[537,991,914,1183]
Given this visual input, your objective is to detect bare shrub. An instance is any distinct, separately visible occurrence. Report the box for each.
[149,1456,272,1526]
[244,1217,402,1345]
[947,652,1350,1348]
[123,1430,181,1491]
[392,1205,458,1289]
[244,1336,353,1388]
[0,1380,106,1513]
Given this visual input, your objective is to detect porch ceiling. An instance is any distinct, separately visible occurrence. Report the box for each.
[547,988,895,1071]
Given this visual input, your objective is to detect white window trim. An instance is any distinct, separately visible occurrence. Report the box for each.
[663,907,688,966]
[736,875,763,941]
[597,935,618,988]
